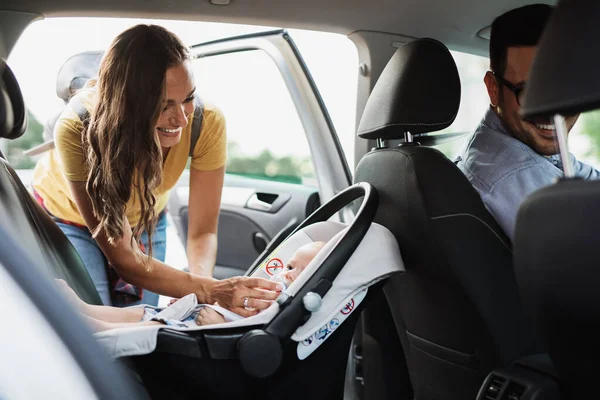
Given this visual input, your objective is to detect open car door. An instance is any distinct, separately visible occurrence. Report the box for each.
[168,30,352,279]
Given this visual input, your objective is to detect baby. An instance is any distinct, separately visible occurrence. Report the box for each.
[197,240,325,325]
[57,241,325,332]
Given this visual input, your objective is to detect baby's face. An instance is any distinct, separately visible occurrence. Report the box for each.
[279,241,325,284]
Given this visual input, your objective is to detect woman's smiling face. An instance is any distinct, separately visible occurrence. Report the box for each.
[155,59,196,149]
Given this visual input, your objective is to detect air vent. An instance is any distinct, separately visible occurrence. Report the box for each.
[483,375,506,399]
[505,382,525,400]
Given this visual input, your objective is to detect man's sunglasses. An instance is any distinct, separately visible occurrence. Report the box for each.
[493,72,526,106]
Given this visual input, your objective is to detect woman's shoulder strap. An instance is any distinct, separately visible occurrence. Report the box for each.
[189,95,205,158]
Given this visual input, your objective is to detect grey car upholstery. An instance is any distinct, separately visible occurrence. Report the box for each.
[55,51,103,102]
[0,59,102,305]
[353,38,536,400]
[0,57,145,400]
[42,51,103,142]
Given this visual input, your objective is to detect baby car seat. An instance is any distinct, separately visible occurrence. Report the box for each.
[95,182,405,400]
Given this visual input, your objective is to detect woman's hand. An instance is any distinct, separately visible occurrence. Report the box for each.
[209,277,283,317]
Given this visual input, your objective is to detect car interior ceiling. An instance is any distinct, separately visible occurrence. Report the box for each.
[0,0,539,57]
[5,0,596,399]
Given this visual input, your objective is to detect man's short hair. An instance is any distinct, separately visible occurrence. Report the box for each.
[490,4,553,76]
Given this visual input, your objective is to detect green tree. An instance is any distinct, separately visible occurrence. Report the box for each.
[225,142,313,185]
[4,109,45,169]
[579,110,600,161]
[188,140,315,185]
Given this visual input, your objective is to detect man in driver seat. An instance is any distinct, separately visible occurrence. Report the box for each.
[456,3,600,241]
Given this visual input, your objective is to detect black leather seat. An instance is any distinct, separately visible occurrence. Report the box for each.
[353,38,536,399]
[0,59,101,305]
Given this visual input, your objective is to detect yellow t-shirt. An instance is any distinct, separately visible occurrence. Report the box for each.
[32,89,227,227]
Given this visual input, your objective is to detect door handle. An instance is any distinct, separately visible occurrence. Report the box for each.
[245,192,290,213]
[246,193,274,212]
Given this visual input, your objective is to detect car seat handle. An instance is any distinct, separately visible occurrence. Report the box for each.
[237,182,378,378]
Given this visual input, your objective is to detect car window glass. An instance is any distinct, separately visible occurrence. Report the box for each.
[433,51,489,159]
[2,18,357,179]
[192,50,317,186]
[434,50,600,171]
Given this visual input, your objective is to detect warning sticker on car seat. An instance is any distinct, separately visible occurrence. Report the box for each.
[296,288,368,360]
[250,232,314,282]
[341,299,355,315]
[265,258,284,276]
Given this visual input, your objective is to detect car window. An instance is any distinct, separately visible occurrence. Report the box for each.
[192,50,317,186]
[2,18,357,183]
[569,110,600,169]
[435,50,600,171]
[433,50,490,159]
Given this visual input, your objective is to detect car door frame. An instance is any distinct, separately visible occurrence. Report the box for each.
[189,29,352,204]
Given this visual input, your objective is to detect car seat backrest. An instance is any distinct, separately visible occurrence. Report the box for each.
[353,39,536,400]
[1,57,27,140]
[56,51,103,103]
[39,51,103,143]
[516,2,600,396]
[0,59,102,305]
[515,179,600,398]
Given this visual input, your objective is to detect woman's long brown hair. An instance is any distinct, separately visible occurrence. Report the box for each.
[84,24,189,266]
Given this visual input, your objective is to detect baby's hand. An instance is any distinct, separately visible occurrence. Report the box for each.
[196,306,226,326]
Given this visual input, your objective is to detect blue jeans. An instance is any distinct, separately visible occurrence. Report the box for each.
[56,212,167,307]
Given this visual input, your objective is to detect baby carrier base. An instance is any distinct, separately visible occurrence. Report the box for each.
[131,284,382,400]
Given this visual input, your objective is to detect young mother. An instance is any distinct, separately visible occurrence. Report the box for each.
[32,24,280,313]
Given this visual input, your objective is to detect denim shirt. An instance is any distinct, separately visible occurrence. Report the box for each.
[456,108,600,241]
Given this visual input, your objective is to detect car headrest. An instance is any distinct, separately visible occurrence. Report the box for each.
[521,0,600,119]
[0,59,28,140]
[56,51,103,102]
[357,38,460,140]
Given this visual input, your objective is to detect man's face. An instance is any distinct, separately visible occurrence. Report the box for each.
[485,46,579,156]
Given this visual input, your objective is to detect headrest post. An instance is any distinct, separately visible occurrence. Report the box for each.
[553,114,574,178]
[375,138,387,149]
[404,131,414,143]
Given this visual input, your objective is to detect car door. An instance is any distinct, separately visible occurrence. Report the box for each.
[168,30,352,279]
